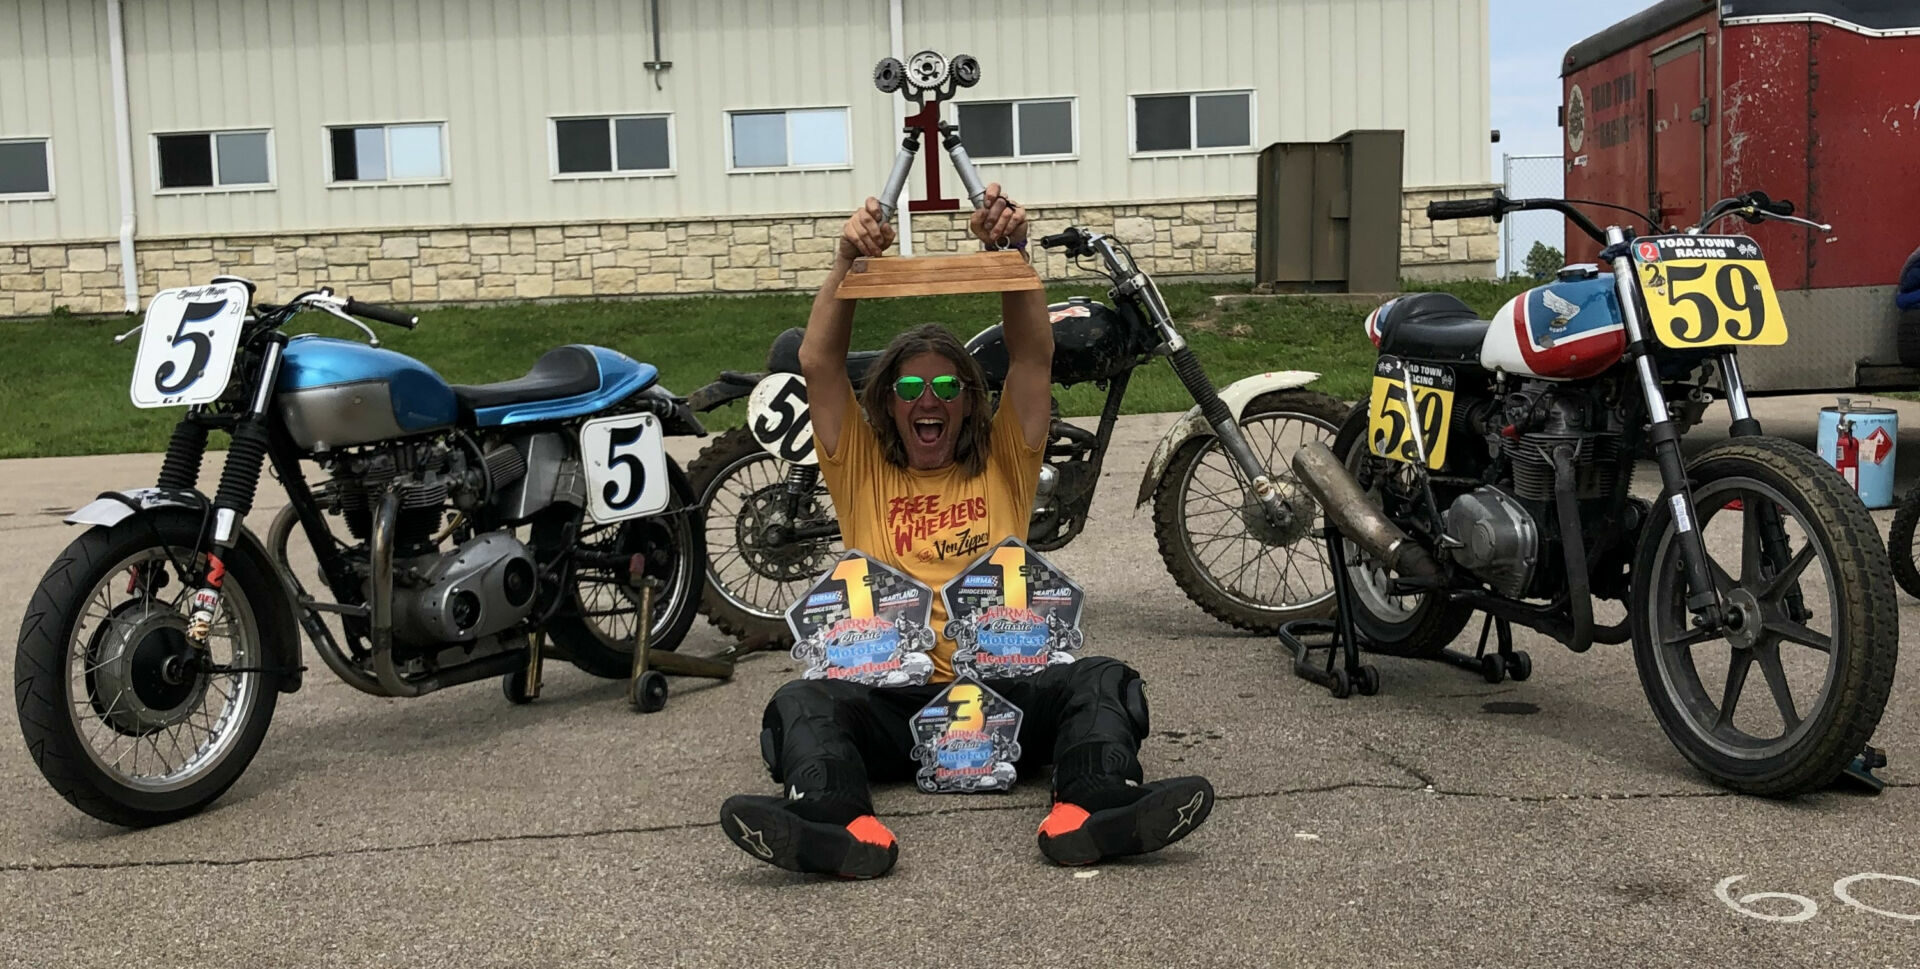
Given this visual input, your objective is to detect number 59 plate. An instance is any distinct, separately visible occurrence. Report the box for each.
[1368,356,1455,469]
[1632,235,1788,348]
[129,283,250,408]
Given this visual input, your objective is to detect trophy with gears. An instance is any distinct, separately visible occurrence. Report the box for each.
[834,51,1043,300]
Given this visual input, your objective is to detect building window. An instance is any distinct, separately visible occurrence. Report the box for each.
[553,115,673,177]
[329,123,446,183]
[955,99,1075,160]
[153,130,272,191]
[0,138,52,197]
[1131,91,1254,155]
[728,107,849,171]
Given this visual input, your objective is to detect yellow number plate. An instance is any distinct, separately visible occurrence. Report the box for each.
[1367,357,1455,469]
[1632,235,1788,348]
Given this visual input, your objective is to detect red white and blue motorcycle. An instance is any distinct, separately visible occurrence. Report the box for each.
[15,277,705,826]
[1292,191,1897,796]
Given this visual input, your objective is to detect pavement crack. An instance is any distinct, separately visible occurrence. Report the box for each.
[1426,788,1735,803]
[7,779,1904,874]
[0,817,721,874]
[1356,741,1437,788]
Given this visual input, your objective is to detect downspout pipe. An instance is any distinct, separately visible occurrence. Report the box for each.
[107,0,139,313]
[889,0,912,256]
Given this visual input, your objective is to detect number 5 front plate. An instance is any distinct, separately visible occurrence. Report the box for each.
[580,412,669,523]
[129,283,250,408]
[1632,235,1787,348]
[1367,355,1455,469]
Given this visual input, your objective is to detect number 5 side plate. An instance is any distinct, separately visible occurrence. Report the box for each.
[129,283,250,408]
[747,372,819,466]
[580,412,670,523]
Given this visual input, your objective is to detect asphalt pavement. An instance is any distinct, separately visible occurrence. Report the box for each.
[0,394,1916,969]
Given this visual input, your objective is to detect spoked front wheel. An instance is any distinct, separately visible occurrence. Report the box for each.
[14,511,286,827]
[1630,437,1898,797]
[1153,390,1350,632]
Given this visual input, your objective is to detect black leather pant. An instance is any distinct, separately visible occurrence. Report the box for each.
[757,656,1152,813]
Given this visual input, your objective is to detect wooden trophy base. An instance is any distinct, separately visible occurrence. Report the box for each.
[834,250,1042,300]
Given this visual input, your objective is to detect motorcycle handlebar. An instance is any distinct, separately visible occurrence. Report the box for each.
[1426,198,1505,221]
[344,298,418,329]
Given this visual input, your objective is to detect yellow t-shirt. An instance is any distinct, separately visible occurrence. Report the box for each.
[817,388,1044,683]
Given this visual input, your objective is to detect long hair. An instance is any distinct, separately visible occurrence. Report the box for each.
[859,323,994,477]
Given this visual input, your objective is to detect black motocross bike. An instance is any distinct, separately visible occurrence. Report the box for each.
[683,225,1349,647]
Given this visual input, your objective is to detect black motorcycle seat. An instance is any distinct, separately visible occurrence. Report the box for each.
[767,327,884,386]
[1373,292,1490,365]
[451,346,605,410]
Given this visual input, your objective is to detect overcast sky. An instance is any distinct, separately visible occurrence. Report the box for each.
[1489,0,1661,168]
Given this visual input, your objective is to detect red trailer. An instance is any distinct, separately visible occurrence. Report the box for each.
[1560,0,1920,394]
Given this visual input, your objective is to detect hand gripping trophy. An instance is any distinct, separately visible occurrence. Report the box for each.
[834,52,1044,300]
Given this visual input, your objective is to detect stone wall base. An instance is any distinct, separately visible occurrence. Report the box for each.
[2,190,1500,318]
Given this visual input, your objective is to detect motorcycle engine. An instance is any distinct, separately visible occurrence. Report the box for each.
[318,436,540,649]
[391,532,538,645]
[1442,485,1540,598]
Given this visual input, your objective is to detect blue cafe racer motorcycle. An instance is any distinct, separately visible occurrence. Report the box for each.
[14,276,705,826]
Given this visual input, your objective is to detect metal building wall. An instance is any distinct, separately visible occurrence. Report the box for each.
[0,0,1491,244]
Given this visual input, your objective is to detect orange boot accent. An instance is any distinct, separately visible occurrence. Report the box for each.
[1037,802,1090,838]
[846,814,896,848]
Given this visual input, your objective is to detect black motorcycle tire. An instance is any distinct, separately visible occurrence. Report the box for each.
[1629,437,1896,797]
[15,510,287,827]
[1327,403,1473,657]
[1887,485,1920,600]
[686,427,828,648]
[536,462,703,678]
[1153,389,1354,633]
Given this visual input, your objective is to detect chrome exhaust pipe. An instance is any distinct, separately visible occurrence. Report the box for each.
[1290,441,1441,581]
[369,490,424,698]
[266,504,387,697]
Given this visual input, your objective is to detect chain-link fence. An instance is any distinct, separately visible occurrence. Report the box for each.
[1498,153,1565,279]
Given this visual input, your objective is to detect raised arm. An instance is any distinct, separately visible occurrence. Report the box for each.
[800,198,896,459]
[973,184,1052,449]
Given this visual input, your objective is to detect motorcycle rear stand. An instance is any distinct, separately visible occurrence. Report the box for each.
[1280,523,1531,698]
[1277,523,1381,699]
[504,556,735,713]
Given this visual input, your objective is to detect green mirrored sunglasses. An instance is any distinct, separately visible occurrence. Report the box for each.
[893,375,965,402]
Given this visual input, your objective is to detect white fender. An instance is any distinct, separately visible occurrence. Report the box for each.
[67,486,186,527]
[1133,370,1322,507]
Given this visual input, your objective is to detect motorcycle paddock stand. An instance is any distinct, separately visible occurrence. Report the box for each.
[623,555,733,714]
[1278,523,1381,699]
[1437,612,1532,685]
[502,630,553,705]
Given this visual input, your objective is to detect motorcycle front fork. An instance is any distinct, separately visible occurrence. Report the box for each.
[174,337,288,647]
[1163,343,1300,534]
[1611,225,1794,628]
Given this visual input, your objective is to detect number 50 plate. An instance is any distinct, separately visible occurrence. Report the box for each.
[1633,235,1787,348]
[130,283,250,408]
[1368,356,1455,469]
